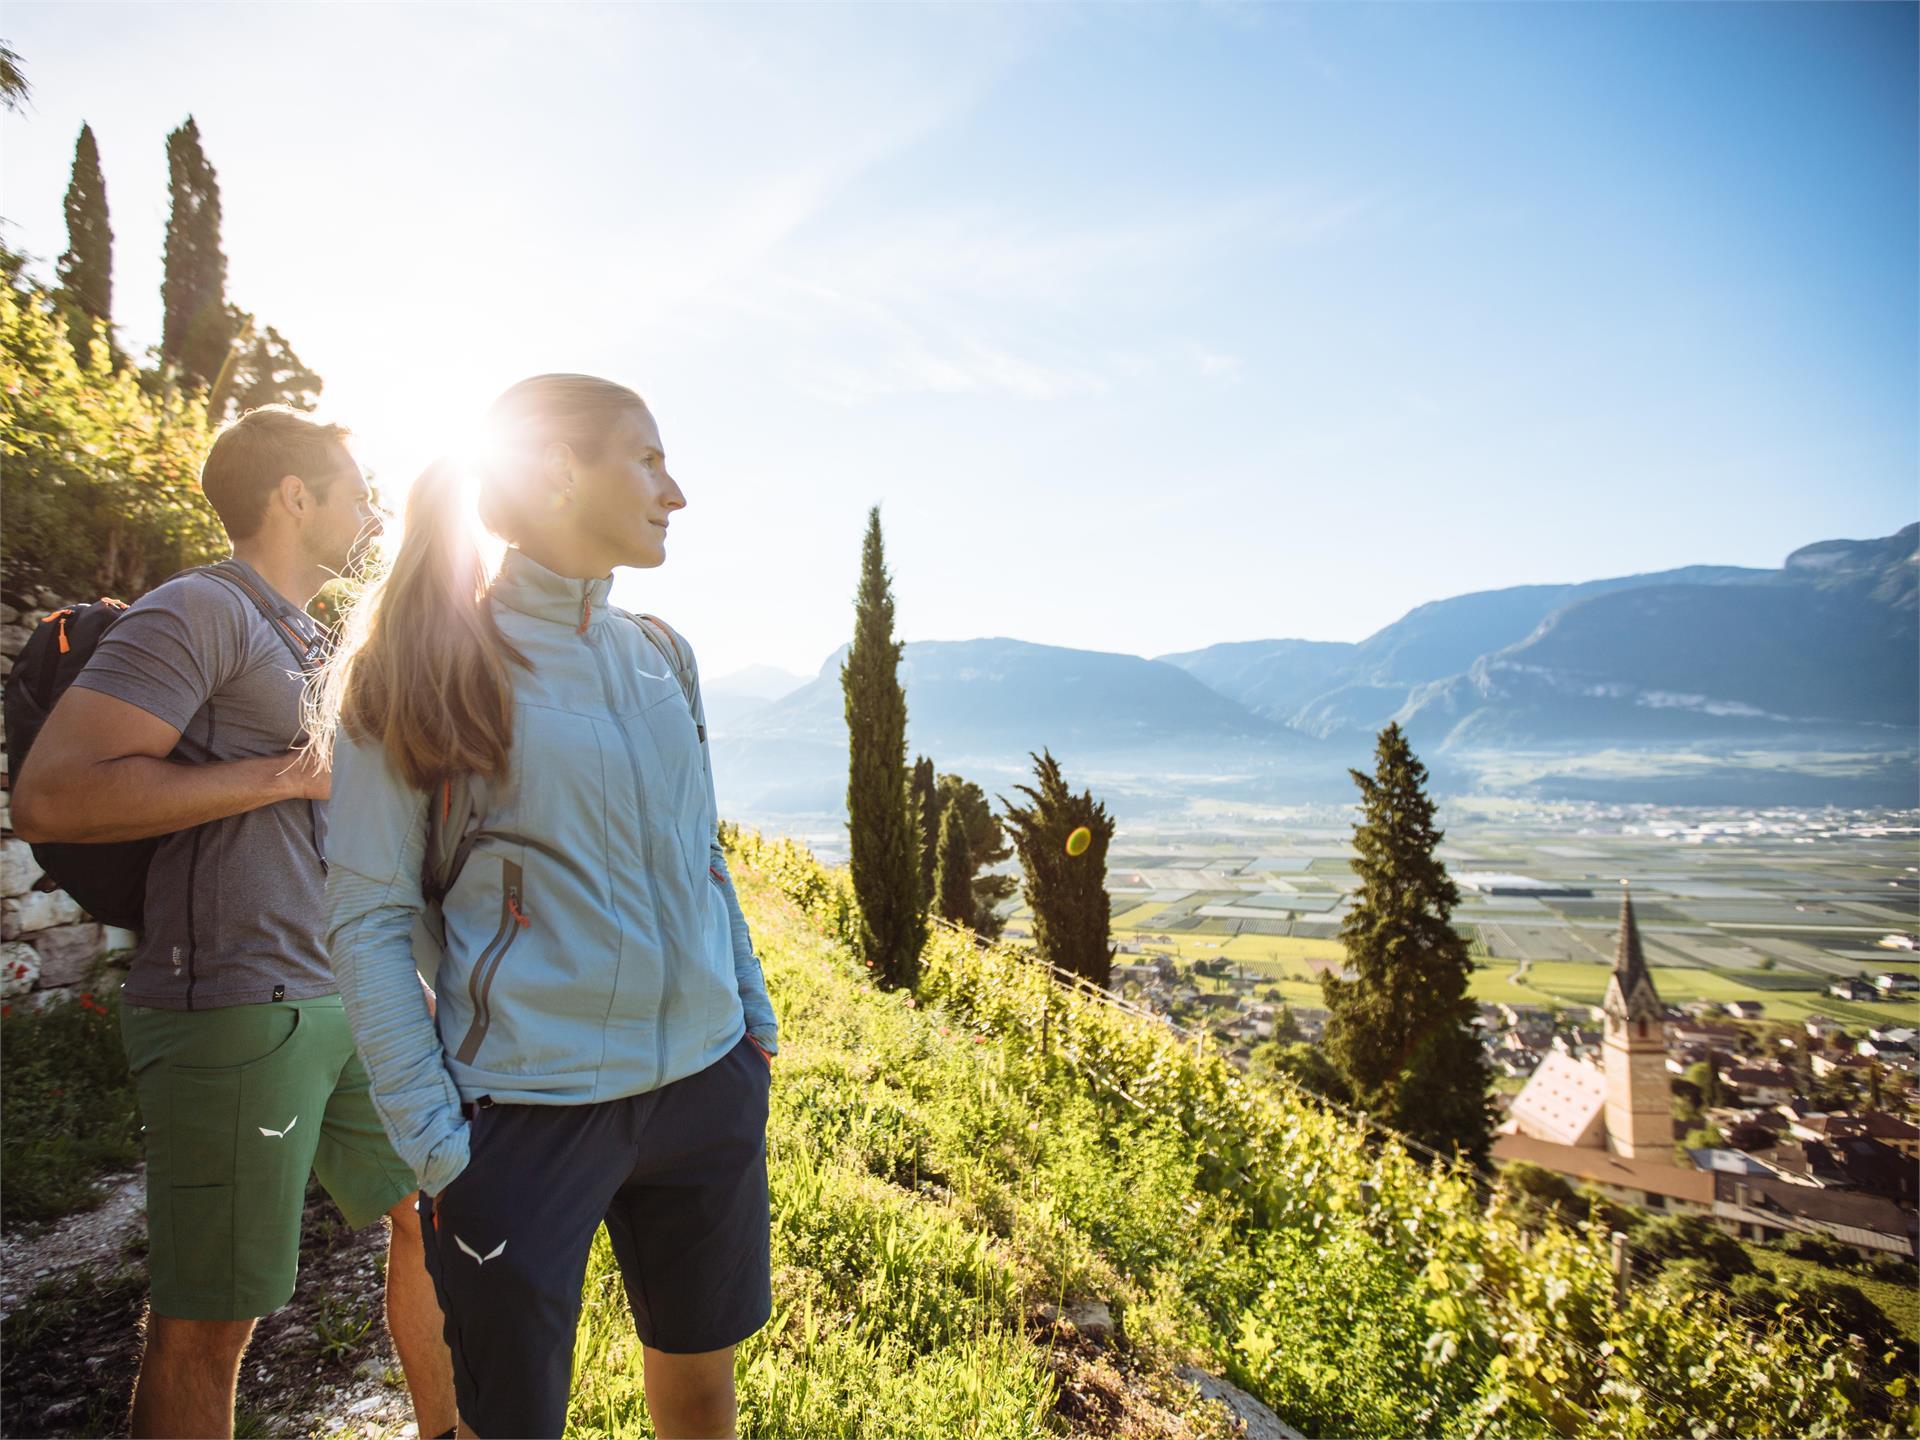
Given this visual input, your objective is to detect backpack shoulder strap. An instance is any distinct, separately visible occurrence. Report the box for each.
[198,561,327,673]
[630,613,700,730]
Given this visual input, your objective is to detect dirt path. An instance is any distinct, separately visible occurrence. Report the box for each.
[2,1175,419,1439]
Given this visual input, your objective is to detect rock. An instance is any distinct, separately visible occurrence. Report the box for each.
[1176,1367,1306,1440]
[0,622,35,659]
[2,942,40,996]
[0,601,17,626]
[27,986,74,1012]
[0,787,10,829]
[1,839,44,899]
[4,889,83,938]
[0,651,10,680]
[104,926,139,956]
[1036,1297,1116,1342]
[33,922,105,984]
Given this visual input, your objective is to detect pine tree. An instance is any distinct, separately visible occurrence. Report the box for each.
[161,116,234,388]
[1001,749,1116,987]
[56,123,112,363]
[1320,723,1493,1169]
[933,803,974,928]
[936,772,1015,937]
[841,507,924,988]
[910,754,941,911]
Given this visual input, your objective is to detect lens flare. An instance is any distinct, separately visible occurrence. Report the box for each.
[1066,825,1092,857]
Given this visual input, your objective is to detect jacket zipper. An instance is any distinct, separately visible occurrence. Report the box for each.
[453,861,528,1065]
[584,608,669,1090]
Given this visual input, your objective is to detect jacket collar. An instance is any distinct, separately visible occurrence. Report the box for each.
[490,547,614,632]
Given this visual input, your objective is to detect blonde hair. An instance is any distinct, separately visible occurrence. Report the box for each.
[308,374,648,792]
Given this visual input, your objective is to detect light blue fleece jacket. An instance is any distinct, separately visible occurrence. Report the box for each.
[323,548,777,1195]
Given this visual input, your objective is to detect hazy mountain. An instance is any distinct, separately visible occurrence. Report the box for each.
[713,526,1916,813]
[700,663,810,733]
[1397,526,1918,750]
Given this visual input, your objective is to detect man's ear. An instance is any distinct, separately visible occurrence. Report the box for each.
[275,472,310,522]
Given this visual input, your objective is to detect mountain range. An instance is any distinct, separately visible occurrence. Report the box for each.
[708,524,1917,815]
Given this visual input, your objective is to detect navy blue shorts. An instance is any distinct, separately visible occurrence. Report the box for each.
[417,1031,773,1438]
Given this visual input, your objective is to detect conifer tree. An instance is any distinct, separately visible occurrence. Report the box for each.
[1001,749,1116,987]
[933,803,973,928]
[937,772,1015,937]
[841,507,924,988]
[161,116,233,388]
[910,754,941,909]
[56,123,112,362]
[1320,723,1493,1168]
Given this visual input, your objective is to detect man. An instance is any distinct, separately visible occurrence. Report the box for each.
[13,406,456,1440]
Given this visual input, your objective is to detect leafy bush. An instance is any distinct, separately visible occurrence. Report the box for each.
[1,245,225,601]
[1,988,142,1229]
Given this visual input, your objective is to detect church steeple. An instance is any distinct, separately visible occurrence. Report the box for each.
[1602,884,1662,1030]
[1601,882,1673,1162]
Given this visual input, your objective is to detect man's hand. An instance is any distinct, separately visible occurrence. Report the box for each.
[275,744,332,802]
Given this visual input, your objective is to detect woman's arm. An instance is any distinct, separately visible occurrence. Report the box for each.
[323,731,471,1193]
[685,640,780,1055]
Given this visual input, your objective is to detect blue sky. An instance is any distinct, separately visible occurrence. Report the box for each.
[2,2,1912,680]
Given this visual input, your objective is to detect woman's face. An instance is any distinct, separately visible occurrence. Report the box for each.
[564,405,686,571]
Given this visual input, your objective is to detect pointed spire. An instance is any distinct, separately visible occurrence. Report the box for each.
[1603,880,1662,1029]
[1614,881,1650,993]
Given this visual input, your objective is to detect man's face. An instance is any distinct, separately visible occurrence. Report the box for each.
[303,451,383,574]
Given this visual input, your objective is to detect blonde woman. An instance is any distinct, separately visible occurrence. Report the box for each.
[315,375,777,1439]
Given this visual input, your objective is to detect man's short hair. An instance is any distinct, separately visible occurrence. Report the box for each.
[200,406,354,541]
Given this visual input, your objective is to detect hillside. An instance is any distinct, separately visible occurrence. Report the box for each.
[561,833,1911,1439]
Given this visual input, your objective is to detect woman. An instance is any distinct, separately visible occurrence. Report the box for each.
[315,374,778,1440]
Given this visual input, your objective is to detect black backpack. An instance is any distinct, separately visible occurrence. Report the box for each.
[1,562,325,930]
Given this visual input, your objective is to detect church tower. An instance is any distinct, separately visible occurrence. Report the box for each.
[1602,886,1672,1162]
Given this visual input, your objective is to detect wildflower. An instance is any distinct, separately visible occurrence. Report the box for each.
[1,1005,10,1018]
[80,993,94,1004]
[973,1036,988,1044]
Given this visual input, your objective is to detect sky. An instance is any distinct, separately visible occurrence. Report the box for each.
[2,2,1913,681]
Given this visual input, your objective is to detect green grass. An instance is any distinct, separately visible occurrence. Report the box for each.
[1743,1245,1920,1347]
[0,986,143,1230]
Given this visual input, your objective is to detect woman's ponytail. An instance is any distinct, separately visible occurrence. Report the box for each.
[308,457,528,791]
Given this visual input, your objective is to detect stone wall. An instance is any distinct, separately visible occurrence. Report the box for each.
[0,591,135,1009]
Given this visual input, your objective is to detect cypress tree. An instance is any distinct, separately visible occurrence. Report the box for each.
[1001,749,1116,988]
[933,803,973,928]
[910,754,941,910]
[161,116,233,388]
[1320,723,1494,1169]
[56,123,112,363]
[841,506,924,988]
[936,771,1015,937]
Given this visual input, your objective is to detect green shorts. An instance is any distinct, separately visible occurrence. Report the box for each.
[120,995,418,1321]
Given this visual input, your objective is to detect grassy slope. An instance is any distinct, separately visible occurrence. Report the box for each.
[564,867,1239,1440]
[562,842,1911,1439]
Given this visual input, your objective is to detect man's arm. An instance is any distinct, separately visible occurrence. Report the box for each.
[11,686,326,844]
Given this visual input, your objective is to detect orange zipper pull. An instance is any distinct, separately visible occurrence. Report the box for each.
[577,595,591,635]
[507,891,530,928]
[56,614,70,654]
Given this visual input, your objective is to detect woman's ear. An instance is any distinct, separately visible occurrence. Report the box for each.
[541,441,576,509]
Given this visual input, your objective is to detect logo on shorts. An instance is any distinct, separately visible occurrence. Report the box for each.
[257,1116,299,1139]
[456,1235,507,1265]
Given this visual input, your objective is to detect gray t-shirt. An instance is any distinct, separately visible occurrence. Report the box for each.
[72,559,332,1010]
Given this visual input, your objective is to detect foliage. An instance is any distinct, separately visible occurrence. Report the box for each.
[56,122,112,364]
[0,40,28,112]
[161,116,231,388]
[1631,1212,1753,1286]
[910,754,940,906]
[1000,749,1116,988]
[933,802,973,928]
[1,989,143,1230]
[840,506,924,988]
[936,771,1015,938]
[1,246,227,599]
[1322,722,1494,1169]
[728,827,1916,1437]
[210,308,323,421]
